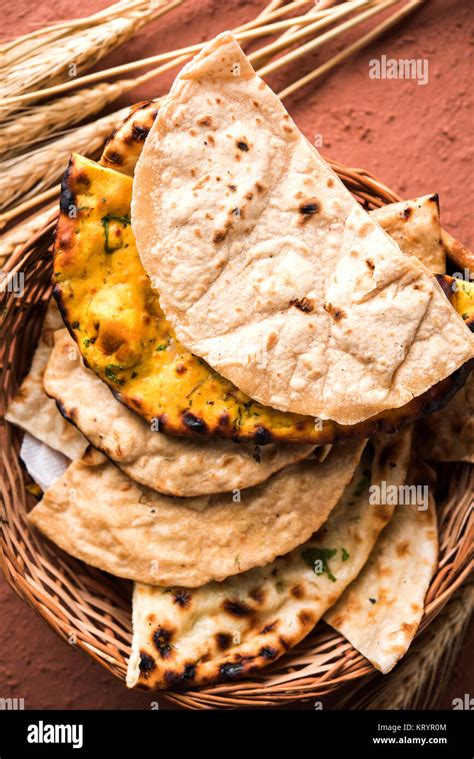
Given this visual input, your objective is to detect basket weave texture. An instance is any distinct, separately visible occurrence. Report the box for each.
[0,161,472,709]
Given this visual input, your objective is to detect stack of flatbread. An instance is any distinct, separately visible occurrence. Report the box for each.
[6,34,473,692]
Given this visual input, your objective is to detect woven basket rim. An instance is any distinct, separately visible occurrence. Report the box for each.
[0,159,472,709]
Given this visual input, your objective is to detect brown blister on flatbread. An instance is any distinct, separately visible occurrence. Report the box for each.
[27,438,365,588]
[126,428,412,690]
[132,33,474,426]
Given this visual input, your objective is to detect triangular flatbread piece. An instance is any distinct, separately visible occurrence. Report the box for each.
[132,33,473,425]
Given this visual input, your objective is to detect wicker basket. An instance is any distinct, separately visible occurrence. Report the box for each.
[0,162,472,709]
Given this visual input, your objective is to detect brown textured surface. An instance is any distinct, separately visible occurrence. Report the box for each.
[0,0,472,709]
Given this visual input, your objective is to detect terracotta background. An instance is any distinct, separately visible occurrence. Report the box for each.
[0,0,472,709]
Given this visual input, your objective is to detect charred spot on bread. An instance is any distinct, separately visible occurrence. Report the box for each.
[153,627,173,658]
[219,661,244,680]
[59,161,76,214]
[299,200,320,215]
[182,411,207,434]
[171,589,192,608]
[138,652,156,674]
[290,297,314,313]
[104,150,124,165]
[259,646,277,659]
[215,633,233,651]
[324,303,346,322]
[131,124,149,142]
[223,599,253,617]
[253,426,272,445]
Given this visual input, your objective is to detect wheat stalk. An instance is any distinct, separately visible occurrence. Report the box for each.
[250,0,373,67]
[335,581,474,710]
[315,0,343,9]
[0,79,139,160]
[0,1,345,108]
[1,12,333,162]
[278,0,427,99]
[0,1,146,66]
[0,1,307,213]
[259,0,398,77]
[0,0,148,73]
[0,3,356,165]
[0,203,57,264]
[0,0,182,100]
[0,3,329,160]
[0,106,130,212]
[0,0,420,228]
[255,0,345,64]
[0,186,60,231]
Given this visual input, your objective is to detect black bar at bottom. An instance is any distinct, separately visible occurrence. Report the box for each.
[0,708,470,757]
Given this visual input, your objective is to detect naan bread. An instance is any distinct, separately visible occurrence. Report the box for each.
[44,330,315,496]
[132,33,474,425]
[5,301,87,460]
[127,429,412,689]
[28,438,364,587]
[325,494,438,674]
[101,100,160,176]
[371,195,445,273]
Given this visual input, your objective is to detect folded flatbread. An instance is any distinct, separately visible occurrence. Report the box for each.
[127,428,412,689]
[325,492,437,674]
[132,33,474,425]
[371,195,445,274]
[28,438,364,587]
[5,301,87,460]
[44,330,315,496]
[56,155,464,447]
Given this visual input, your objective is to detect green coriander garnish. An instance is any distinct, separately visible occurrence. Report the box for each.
[100,213,130,253]
[302,547,338,582]
[105,364,125,385]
